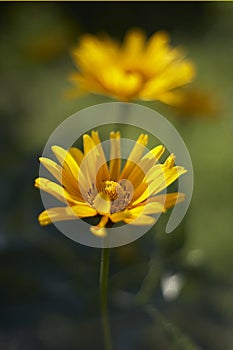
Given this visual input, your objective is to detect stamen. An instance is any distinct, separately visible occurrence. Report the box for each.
[88,180,133,215]
[99,180,121,201]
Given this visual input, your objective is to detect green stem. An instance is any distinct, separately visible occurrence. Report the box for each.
[100,247,112,350]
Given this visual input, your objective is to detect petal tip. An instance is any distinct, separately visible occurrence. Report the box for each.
[90,225,107,237]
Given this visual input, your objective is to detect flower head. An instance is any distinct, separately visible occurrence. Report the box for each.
[69,29,195,103]
[35,131,186,236]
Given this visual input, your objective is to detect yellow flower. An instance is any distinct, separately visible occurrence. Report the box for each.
[35,131,186,236]
[69,29,195,103]
[162,87,220,119]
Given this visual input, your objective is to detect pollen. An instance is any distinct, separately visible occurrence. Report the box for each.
[99,180,121,201]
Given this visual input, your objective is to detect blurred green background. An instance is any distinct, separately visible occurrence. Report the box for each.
[0,2,233,350]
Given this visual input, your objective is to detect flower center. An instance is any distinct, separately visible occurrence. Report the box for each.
[99,180,121,201]
[86,180,133,215]
[124,68,147,81]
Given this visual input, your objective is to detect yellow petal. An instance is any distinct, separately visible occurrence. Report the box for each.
[83,133,110,186]
[71,204,97,217]
[110,209,132,223]
[91,131,110,183]
[68,147,84,166]
[131,164,164,203]
[127,164,146,192]
[131,166,186,206]
[39,157,63,183]
[129,202,165,216]
[81,135,100,189]
[146,31,169,54]
[121,29,146,72]
[83,134,97,155]
[109,131,121,181]
[35,178,78,204]
[73,34,118,74]
[38,203,97,226]
[153,166,187,195]
[93,193,111,215]
[39,157,85,201]
[68,72,104,96]
[90,215,109,237]
[90,226,107,237]
[143,31,183,77]
[163,153,176,169]
[91,130,101,145]
[124,214,156,226]
[120,134,148,179]
[67,148,89,199]
[155,90,183,105]
[38,206,78,226]
[52,146,80,180]
[143,164,165,184]
[140,61,195,101]
[148,145,165,161]
[147,192,185,209]
[126,145,165,190]
[123,28,146,56]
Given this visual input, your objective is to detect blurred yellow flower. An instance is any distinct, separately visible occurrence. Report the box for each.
[35,131,186,236]
[69,29,195,102]
[162,87,220,119]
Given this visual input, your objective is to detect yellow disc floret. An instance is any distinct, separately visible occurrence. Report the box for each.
[99,180,121,201]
